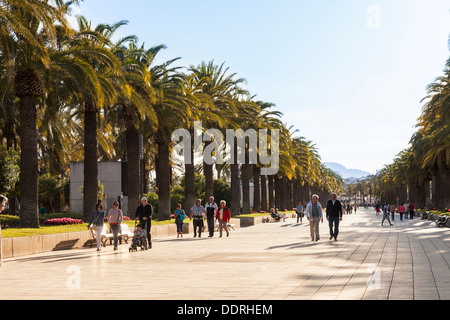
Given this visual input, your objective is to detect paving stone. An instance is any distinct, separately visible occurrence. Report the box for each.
[0,208,449,300]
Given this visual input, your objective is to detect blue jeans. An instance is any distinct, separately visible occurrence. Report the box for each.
[328,217,340,239]
[110,224,121,247]
[176,221,184,233]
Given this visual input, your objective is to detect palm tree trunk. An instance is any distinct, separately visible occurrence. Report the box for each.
[261,175,267,213]
[253,165,261,212]
[268,175,274,210]
[230,138,240,216]
[230,163,240,216]
[126,116,140,217]
[156,129,171,220]
[274,175,281,209]
[241,148,250,214]
[83,105,98,222]
[18,95,39,228]
[185,128,195,211]
[204,140,214,203]
[436,153,448,210]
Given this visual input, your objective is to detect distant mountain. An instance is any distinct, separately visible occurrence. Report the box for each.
[324,162,371,179]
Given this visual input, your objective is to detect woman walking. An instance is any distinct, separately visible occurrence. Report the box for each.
[215,200,231,238]
[108,201,124,250]
[88,203,105,251]
[175,204,186,238]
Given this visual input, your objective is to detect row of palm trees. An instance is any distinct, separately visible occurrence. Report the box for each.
[371,50,449,210]
[0,0,343,228]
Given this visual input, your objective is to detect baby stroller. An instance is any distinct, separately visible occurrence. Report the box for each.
[129,221,149,252]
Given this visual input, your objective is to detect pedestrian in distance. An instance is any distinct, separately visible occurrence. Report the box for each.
[375,203,381,216]
[305,194,324,242]
[205,196,218,238]
[135,197,153,249]
[215,200,231,238]
[382,202,393,226]
[88,203,105,251]
[39,203,47,215]
[398,203,405,221]
[404,202,409,220]
[388,204,394,221]
[108,201,123,251]
[174,204,186,238]
[295,201,304,224]
[326,193,343,241]
[409,203,415,219]
[190,199,206,238]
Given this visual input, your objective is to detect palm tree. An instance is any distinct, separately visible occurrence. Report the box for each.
[1,0,70,227]
[69,17,124,220]
[147,58,192,220]
[109,40,157,216]
[188,61,246,205]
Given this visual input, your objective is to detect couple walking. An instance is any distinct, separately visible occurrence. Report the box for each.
[88,201,124,251]
[305,193,343,242]
[190,197,231,238]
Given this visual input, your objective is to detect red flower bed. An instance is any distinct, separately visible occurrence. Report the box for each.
[43,218,84,225]
[103,216,131,222]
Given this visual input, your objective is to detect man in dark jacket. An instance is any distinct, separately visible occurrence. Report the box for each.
[135,197,153,248]
[326,193,343,241]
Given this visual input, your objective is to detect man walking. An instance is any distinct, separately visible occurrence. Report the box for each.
[305,195,324,241]
[190,199,206,238]
[205,196,218,238]
[135,197,153,248]
[326,193,343,241]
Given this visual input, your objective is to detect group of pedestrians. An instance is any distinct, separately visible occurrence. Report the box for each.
[377,202,415,226]
[302,193,344,242]
[88,197,153,252]
[179,196,231,239]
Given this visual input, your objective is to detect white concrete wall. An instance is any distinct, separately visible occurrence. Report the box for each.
[69,162,128,215]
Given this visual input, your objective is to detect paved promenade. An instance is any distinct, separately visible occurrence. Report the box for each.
[0,208,449,300]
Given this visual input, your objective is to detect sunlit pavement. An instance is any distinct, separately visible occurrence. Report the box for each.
[0,208,449,300]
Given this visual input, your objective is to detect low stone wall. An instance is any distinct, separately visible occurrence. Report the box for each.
[0,218,241,260]
[237,213,296,226]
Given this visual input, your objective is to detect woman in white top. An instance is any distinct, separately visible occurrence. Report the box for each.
[108,201,124,250]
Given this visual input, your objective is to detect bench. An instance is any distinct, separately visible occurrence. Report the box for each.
[436,216,448,228]
[90,224,133,247]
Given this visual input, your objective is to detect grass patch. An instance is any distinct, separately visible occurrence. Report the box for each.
[1,224,88,238]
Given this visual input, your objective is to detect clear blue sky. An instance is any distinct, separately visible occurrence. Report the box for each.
[72,0,450,174]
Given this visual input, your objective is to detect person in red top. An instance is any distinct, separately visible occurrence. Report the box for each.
[215,200,231,238]
[409,203,415,219]
[398,203,406,221]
